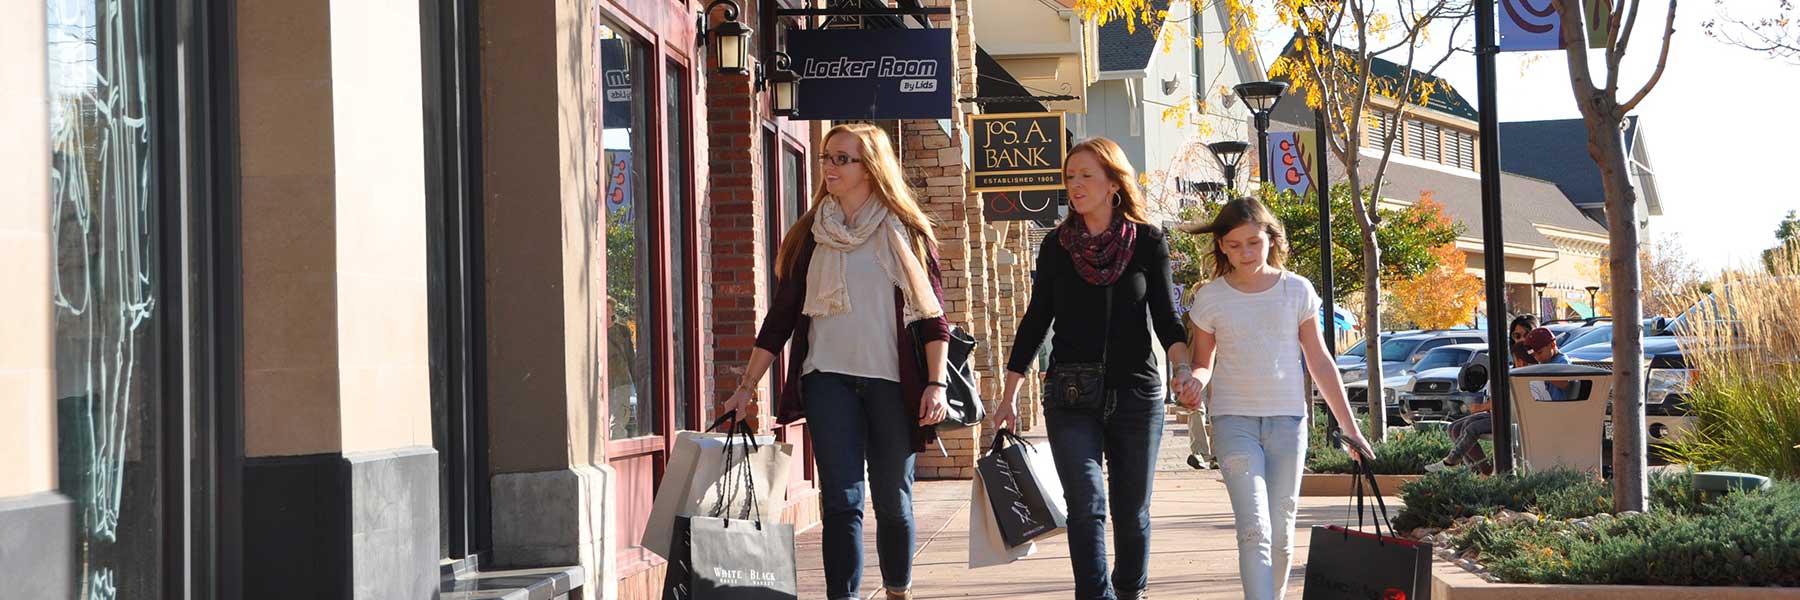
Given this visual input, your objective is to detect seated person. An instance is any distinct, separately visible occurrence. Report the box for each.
[1521,327,1574,401]
[1425,334,1540,474]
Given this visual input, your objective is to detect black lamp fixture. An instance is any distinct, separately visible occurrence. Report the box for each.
[1533,282,1549,318]
[759,51,799,118]
[1207,141,1250,192]
[1585,285,1601,316]
[1233,81,1289,183]
[697,0,753,77]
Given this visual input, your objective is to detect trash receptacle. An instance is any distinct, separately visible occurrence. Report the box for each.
[1509,363,1613,474]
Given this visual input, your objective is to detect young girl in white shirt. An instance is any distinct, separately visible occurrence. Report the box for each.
[1175,196,1375,600]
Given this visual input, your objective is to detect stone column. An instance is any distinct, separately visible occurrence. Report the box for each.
[0,3,72,593]
[476,0,614,596]
[236,0,439,597]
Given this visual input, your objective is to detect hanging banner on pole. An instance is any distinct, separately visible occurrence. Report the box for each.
[1499,0,1610,52]
[1267,130,1317,197]
[969,112,1067,192]
[605,150,633,223]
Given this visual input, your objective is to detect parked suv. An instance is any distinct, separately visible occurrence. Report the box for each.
[1397,343,1490,422]
[1327,329,1487,420]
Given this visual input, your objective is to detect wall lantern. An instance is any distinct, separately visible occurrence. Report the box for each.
[761,52,799,117]
[697,0,752,77]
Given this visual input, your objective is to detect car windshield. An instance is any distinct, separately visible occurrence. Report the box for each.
[1380,337,1426,361]
[1563,325,1613,351]
[1413,348,1473,372]
[1343,340,1369,357]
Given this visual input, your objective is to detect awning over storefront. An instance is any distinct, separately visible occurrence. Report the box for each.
[1566,300,1596,319]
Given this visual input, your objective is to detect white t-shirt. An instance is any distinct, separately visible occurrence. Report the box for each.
[1188,271,1323,417]
[804,234,901,382]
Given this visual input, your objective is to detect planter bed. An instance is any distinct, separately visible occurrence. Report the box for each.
[1299,473,1423,496]
[1430,557,1800,599]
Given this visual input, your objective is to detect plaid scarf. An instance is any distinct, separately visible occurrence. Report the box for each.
[1058,214,1136,286]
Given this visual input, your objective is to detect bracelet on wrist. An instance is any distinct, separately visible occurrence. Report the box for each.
[924,381,948,389]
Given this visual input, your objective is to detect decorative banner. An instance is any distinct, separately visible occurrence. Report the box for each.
[601,39,633,129]
[1499,0,1610,52]
[788,28,954,120]
[605,150,633,223]
[984,189,1062,223]
[969,112,1067,192]
[1266,130,1318,197]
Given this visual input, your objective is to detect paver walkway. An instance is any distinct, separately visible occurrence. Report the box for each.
[795,413,1403,599]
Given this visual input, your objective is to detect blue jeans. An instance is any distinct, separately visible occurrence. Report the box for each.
[802,372,917,599]
[1043,384,1165,600]
[1212,415,1308,600]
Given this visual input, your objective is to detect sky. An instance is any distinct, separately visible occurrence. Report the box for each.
[1248,1,1799,275]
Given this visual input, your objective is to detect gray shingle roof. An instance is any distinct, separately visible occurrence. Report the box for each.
[1497,119,1607,207]
[1294,147,1608,248]
[1097,0,1171,73]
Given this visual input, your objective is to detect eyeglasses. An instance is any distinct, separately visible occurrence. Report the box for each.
[818,153,864,166]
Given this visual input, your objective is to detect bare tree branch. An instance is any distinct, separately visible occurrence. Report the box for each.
[1611,0,1648,95]
[1622,0,1680,113]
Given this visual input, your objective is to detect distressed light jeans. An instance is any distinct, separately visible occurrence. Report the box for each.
[1212,415,1308,600]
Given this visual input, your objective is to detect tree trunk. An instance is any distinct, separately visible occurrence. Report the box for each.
[1592,118,1648,513]
[1362,220,1386,442]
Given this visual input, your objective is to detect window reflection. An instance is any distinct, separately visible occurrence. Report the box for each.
[601,24,657,440]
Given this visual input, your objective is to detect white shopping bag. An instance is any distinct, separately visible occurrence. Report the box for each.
[642,427,794,559]
[968,434,1066,567]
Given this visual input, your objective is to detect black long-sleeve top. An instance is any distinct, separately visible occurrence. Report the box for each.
[1006,222,1188,390]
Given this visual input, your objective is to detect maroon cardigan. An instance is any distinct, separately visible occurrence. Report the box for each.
[753,234,952,452]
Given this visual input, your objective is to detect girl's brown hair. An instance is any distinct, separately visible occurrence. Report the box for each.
[775,123,937,278]
[1063,137,1151,226]
[1177,196,1288,278]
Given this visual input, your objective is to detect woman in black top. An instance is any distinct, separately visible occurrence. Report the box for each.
[993,137,1198,600]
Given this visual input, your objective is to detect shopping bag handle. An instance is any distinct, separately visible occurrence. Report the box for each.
[985,428,1034,456]
[1346,459,1397,543]
[707,418,764,525]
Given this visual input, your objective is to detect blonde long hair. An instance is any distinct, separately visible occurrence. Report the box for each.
[775,123,937,278]
[1063,137,1152,226]
[1181,195,1289,278]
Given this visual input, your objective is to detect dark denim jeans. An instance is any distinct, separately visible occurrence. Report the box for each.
[802,372,917,599]
[1044,384,1166,600]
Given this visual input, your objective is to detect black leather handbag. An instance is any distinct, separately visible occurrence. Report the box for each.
[911,322,983,428]
[1045,282,1114,414]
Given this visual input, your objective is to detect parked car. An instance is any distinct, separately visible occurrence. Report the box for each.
[1335,331,1416,367]
[1543,316,1611,347]
[1559,318,1665,354]
[1397,343,1490,422]
[1339,329,1486,384]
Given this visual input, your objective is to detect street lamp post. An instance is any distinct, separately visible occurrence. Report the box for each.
[1533,282,1549,320]
[1207,141,1249,193]
[1586,286,1601,317]
[1234,81,1289,184]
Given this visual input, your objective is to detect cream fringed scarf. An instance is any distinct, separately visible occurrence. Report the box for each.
[804,196,944,323]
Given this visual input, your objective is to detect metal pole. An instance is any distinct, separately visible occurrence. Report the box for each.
[1256,114,1272,184]
[1316,108,1340,441]
[1224,165,1238,192]
[1475,0,1514,475]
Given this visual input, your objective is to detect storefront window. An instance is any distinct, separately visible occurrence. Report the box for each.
[601,24,657,440]
[667,62,692,432]
[48,0,165,596]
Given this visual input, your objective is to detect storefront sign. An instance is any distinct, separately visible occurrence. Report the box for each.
[969,112,1066,193]
[1499,0,1609,52]
[787,28,953,120]
[601,39,632,129]
[984,189,1062,223]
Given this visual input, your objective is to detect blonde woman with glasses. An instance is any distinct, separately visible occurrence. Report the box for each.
[720,123,951,600]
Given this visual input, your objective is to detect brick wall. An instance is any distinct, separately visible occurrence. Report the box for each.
[703,2,771,430]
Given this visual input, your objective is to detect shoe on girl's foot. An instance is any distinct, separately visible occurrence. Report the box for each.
[885,587,912,600]
[1424,460,1452,473]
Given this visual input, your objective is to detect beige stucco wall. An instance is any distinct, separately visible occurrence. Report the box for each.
[0,0,56,498]
[972,0,1093,113]
[330,0,432,454]
[239,0,432,457]
[478,0,599,474]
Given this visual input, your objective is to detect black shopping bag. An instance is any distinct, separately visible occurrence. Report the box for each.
[1302,461,1433,600]
[661,418,798,600]
[977,429,1059,549]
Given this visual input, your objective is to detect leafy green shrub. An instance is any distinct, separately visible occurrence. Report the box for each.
[1305,408,1455,475]
[1393,469,1700,531]
[1452,482,1800,586]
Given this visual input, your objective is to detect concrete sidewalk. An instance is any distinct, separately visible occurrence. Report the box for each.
[795,413,1400,599]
